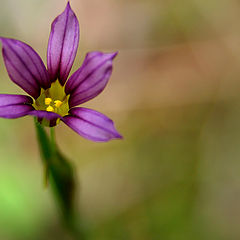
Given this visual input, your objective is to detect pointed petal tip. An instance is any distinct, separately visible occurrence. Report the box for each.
[111,51,118,59]
[93,133,123,142]
[47,0,79,84]
[95,132,123,142]
[107,119,123,141]
[66,1,78,13]
[57,1,73,16]
[62,107,122,142]
[66,1,71,8]
[100,51,118,60]
[108,132,123,142]
[65,1,72,13]
[115,132,123,140]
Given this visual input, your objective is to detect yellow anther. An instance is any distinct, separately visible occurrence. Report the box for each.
[45,98,52,105]
[46,106,54,112]
[54,100,63,108]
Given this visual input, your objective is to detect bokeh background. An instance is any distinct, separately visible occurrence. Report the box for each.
[0,0,240,239]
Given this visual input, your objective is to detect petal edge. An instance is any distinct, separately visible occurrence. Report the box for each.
[47,2,80,85]
[0,94,34,118]
[0,38,50,98]
[62,107,122,142]
[66,51,118,107]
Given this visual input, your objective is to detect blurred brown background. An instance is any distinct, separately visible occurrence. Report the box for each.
[0,0,240,239]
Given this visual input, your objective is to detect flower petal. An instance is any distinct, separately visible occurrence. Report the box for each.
[62,107,122,142]
[0,94,34,118]
[0,38,50,98]
[29,110,61,127]
[0,94,33,106]
[65,51,118,107]
[47,2,80,85]
[29,110,60,120]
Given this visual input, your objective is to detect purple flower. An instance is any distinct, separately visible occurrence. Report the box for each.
[0,2,122,142]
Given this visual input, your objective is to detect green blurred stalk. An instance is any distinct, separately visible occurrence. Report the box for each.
[34,118,86,239]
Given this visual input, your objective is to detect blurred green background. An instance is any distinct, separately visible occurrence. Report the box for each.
[0,0,240,239]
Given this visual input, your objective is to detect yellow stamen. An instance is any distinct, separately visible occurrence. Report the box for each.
[45,98,52,105]
[33,80,70,125]
[54,100,63,108]
[46,106,54,112]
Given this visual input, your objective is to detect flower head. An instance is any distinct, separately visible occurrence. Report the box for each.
[0,2,122,142]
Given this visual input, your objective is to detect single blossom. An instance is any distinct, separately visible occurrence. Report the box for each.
[0,2,122,142]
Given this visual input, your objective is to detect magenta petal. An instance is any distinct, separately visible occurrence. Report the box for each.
[65,51,118,107]
[29,110,60,121]
[0,94,34,118]
[0,105,34,119]
[0,38,50,98]
[47,2,79,85]
[0,94,33,106]
[29,110,61,127]
[62,107,122,142]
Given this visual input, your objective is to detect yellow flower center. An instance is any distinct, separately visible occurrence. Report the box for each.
[33,80,69,117]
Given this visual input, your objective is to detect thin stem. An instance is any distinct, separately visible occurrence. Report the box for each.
[34,119,86,239]
[50,127,56,155]
[43,164,49,188]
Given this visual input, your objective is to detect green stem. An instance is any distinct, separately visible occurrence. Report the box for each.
[34,119,86,239]
[50,127,56,155]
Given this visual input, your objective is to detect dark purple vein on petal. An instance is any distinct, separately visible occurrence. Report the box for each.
[69,56,114,95]
[69,112,118,136]
[69,68,111,106]
[58,4,70,82]
[21,44,49,89]
[61,16,78,81]
[4,42,40,88]
[48,24,54,73]
[62,116,111,141]
[3,50,39,94]
[65,53,101,93]
[74,67,111,95]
